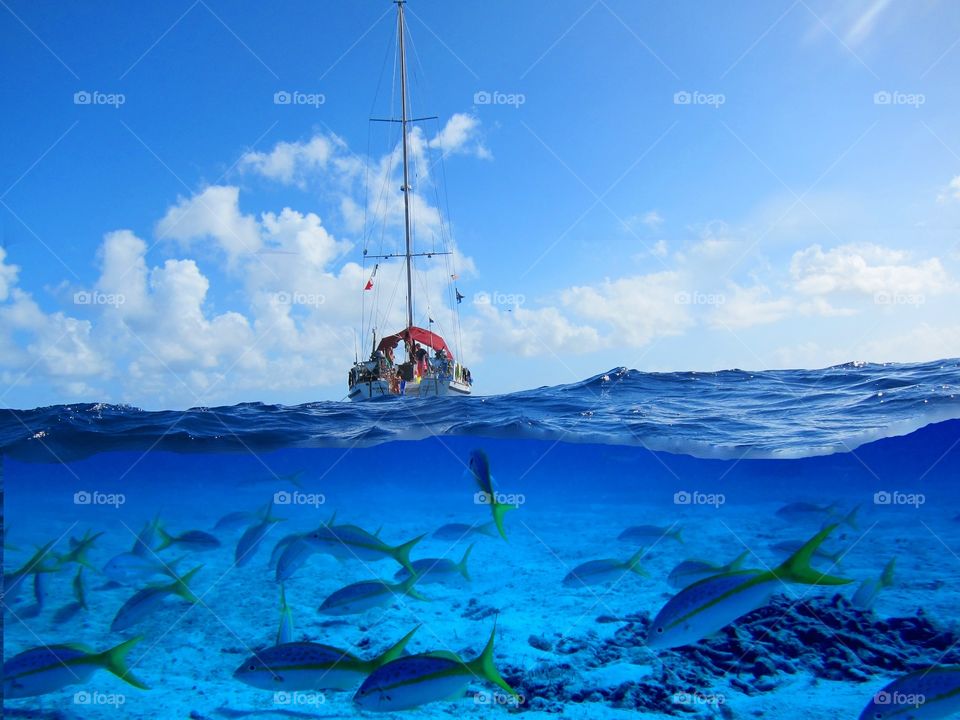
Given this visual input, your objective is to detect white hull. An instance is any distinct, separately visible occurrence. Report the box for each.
[348,377,471,401]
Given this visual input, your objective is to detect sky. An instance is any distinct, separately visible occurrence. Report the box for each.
[1,0,959,409]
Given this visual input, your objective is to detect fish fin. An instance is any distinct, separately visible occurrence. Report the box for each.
[399,574,430,602]
[391,533,426,572]
[458,543,475,582]
[172,565,203,603]
[880,557,896,588]
[625,549,648,577]
[491,500,517,542]
[154,524,175,552]
[774,524,852,586]
[277,584,293,645]
[841,504,860,531]
[288,470,305,489]
[728,550,750,571]
[465,618,519,701]
[373,625,421,667]
[325,509,338,527]
[97,636,150,690]
[671,527,684,545]
[374,525,383,538]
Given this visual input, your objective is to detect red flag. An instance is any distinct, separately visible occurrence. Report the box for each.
[364,264,378,291]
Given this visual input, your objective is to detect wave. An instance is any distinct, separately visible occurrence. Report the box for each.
[1,358,959,462]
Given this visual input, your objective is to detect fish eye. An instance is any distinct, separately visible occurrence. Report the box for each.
[656,627,664,634]
[248,664,256,671]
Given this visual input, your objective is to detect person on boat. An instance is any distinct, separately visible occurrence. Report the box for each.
[414,343,428,377]
[385,346,395,368]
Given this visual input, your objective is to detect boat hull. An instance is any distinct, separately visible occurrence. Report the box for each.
[348,378,471,401]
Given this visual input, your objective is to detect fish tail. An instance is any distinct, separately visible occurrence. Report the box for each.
[458,543,475,581]
[625,549,648,576]
[399,573,429,602]
[98,636,150,690]
[774,524,852,585]
[154,524,175,552]
[880,557,896,588]
[466,618,520,701]
[729,550,750,570]
[372,625,420,668]
[391,534,425,572]
[491,500,517,542]
[172,565,204,603]
[842,504,860,531]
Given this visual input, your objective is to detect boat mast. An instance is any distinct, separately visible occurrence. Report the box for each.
[397,0,415,342]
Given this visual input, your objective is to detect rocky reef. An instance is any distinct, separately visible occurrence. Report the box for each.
[506,594,960,715]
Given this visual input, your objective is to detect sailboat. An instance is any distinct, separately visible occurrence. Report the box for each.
[347,1,473,400]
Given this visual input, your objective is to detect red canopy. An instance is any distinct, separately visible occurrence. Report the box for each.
[377,326,454,361]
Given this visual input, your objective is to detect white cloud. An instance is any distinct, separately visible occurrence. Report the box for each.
[0,246,19,301]
[791,243,951,296]
[938,175,960,203]
[239,135,342,185]
[428,113,490,159]
[157,185,262,263]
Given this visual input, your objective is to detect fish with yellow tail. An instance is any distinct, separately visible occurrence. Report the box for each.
[852,557,896,610]
[646,524,853,650]
[3,637,149,698]
[234,626,419,691]
[318,574,427,616]
[353,619,520,711]
[469,450,517,541]
[111,565,203,632]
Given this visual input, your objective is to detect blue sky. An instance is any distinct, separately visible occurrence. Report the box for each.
[1,0,959,409]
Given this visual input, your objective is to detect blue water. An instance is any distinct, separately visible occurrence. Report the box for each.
[3,359,960,718]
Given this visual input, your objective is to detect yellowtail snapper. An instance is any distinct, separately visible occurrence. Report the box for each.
[667,552,750,590]
[647,525,852,649]
[111,565,203,632]
[353,619,519,711]
[394,544,474,586]
[234,626,419,691]
[318,575,427,616]
[562,549,647,588]
[3,636,149,698]
[469,450,517,541]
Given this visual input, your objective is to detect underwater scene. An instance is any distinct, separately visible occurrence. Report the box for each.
[3,360,960,719]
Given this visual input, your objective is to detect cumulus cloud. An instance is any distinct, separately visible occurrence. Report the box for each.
[790,243,951,297]
[157,185,262,263]
[239,135,344,186]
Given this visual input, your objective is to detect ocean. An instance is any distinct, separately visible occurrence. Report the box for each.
[3,359,960,719]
